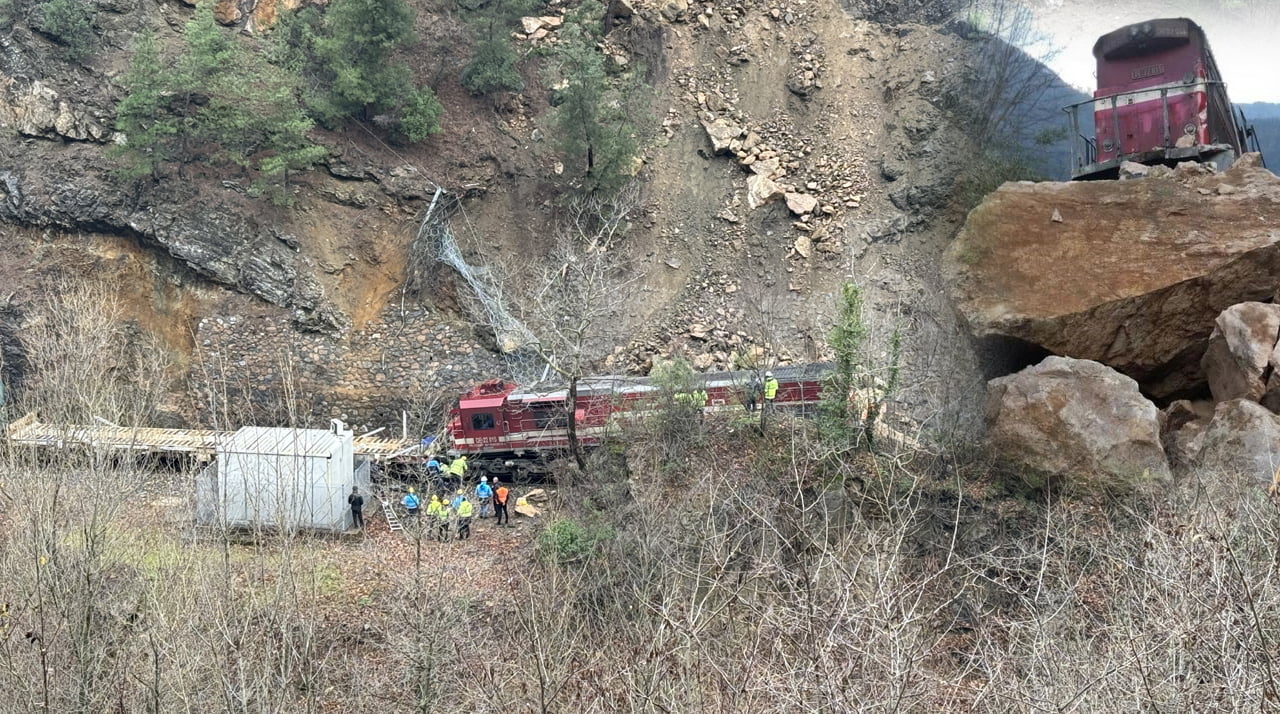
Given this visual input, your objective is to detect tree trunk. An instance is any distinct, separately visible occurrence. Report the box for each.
[567,375,587,471]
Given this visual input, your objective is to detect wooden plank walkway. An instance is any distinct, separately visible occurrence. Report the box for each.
[4,412,429,461]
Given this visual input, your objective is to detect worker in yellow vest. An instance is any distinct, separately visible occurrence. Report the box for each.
[447,455,468,484]
[456,497,474,540]
[433,495,452,542]
[762,371,779,412]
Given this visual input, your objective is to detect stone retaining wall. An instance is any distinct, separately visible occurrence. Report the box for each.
[192,307,505,432]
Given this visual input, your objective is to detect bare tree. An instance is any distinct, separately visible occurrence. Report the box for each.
[507,186,644,471]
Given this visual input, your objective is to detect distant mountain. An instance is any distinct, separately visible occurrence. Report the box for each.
[1240,103,1280,168]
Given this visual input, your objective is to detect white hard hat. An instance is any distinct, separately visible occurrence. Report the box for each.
[765,370,773,377]
[480,475,488,482]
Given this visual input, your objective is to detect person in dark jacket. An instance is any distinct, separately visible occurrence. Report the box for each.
[347,486,365,531]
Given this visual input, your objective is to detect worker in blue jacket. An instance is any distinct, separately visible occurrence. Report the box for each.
[475,476,493,518]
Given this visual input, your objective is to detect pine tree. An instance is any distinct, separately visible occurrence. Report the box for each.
[459,0,538,96]
[112,31,177,181]
[818,283,867,449]
[274,0,442,142]
[113,2,325,191]
[36,0,95,61]
[548,0,640,193]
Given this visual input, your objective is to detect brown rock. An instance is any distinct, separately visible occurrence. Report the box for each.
[784,192,819,215]
[1197,399,1280,484]
[1200,302,1280,402]
[986,357,1170,486]
[701,118,743,154]
[944,161,1280,398]
[214,0,241,23]
[793,234,813,258]
[746,174,784,210]
[1162,399,1213,467]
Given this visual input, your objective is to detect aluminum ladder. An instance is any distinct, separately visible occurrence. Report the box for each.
[381,500,404,532]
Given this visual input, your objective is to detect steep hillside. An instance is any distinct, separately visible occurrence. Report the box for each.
[0,0,998,434]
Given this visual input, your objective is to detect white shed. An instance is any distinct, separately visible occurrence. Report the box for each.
[197,420,368,532]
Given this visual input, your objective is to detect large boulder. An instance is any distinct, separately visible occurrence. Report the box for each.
[1161,399,1214,468]
[986,357,1170,486]
[1201,302,1280,402]
[945,158,1280,398]
[1197,399,1280,484]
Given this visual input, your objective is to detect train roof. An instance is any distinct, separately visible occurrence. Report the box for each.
[506,363,833,401]
[1093,18,1204,62]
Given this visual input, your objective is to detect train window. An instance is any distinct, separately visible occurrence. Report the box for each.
[531,403,568,429]
[470,412,496,431]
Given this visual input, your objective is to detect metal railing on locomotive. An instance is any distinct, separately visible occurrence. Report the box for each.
[414,187,547,385]
[1062,80,1257,180]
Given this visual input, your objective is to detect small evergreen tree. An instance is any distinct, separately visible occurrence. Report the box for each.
[112,31,177,181]
[458,0,538,96]
[547,0,642,194]
[113,3,325,192]
[273,0,442,142]
[818,283,868,449]
[461,38,523,96]
[36,0,94,61]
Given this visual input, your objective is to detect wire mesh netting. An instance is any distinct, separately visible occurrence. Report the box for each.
[410,188,548,385]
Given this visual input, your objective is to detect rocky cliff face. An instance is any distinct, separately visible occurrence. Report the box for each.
[0,0,991,432]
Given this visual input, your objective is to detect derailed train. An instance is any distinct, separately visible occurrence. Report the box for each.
[444,363,830,477]
[1066,17,1265,180]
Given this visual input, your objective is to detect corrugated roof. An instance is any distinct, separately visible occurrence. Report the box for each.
[219,426,342,458]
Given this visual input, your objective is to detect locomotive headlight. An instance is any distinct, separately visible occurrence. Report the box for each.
[1103,138,1116,152]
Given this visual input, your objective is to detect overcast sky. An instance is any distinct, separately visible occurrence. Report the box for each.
[1022,0,1279,103]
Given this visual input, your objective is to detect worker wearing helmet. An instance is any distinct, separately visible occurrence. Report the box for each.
[447,455,468,483]
[475,475,493,518]
[456,496,474,540]
[401,487,420,522]
[762,371,779,410]
[433,494,452,542]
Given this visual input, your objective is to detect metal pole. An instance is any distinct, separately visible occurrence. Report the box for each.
[402,410,408,440]
[1068,105,1081,171]
[1111,95,1122,160]
[1161,88,1170,148]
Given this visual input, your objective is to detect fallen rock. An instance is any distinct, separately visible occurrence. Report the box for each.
[793,234,813,258]
[660,0,688,22]
[1200,302,1280,402]
[746,174,785,210]
[784,192,819,215]
[524,488,549,504]
[1162,399,1213,467]
[986,357,1170,487]
[1197,399,1280,484]
[945,159,1280,397]
[701,118,743,154]
[1118,161,1150,180]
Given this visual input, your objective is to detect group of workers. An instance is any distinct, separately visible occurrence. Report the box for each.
[395,473,513,541]
[745,371,780,413]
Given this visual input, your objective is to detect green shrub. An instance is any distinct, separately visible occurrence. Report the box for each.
[537,518,610,565]
[462,38,524,96]
[36,0,95,61]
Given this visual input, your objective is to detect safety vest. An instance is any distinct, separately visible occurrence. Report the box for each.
[448,457,467,477]
[763,377,779,400]
[403,493,420,510]
[436,503,451,521]
[426,500,440,517]
[457,500,474,518]
[495,486,509,505]
[476,482,492,499]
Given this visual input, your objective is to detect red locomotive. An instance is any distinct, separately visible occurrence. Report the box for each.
[445,364,830,477]
[1066,17,1264,180]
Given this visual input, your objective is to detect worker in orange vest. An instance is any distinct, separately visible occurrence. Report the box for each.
[493,481,511,527]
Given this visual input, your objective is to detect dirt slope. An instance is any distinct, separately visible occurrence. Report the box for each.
[0,0,987,434]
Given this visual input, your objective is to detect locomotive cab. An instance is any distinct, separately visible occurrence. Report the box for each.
[1064,17,1264,181]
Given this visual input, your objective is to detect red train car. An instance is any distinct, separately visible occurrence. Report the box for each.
[1066,18,1263,180]
[446,364,831,477]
